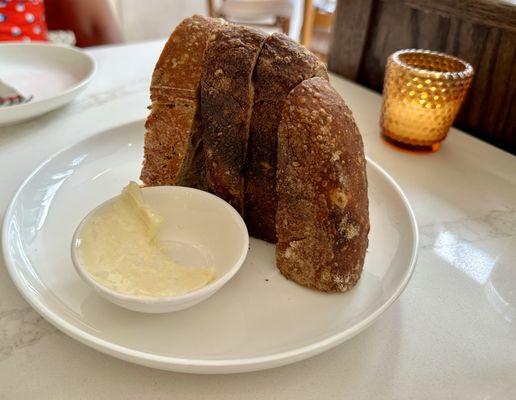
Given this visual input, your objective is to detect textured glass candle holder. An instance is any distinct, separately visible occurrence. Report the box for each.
[381,49,474,152]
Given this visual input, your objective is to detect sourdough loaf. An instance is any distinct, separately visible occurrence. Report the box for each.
[141,15,222,187]
[244,33,328,243]
[141,17,370,293]
[276,77,369,292]
[200,24,267,215]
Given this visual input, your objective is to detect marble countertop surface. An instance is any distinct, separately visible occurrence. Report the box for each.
[0,40,515,399]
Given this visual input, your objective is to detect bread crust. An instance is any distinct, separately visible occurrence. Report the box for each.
[141,15,222,186]
[276,77,370,292]
[141,17,370,293]
[200,23,267,214]
[244,33,327,242]
[150,15,219,102]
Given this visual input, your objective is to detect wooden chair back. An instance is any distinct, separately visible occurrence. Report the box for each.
[328,0,516,153]
[301,0,335,50]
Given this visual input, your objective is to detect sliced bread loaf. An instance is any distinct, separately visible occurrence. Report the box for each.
[276,77,370,292]
[244,33,327,243]
[141,15,222,187]
[200,23,268,214]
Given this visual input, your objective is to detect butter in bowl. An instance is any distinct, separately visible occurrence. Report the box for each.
[71,182,249,313]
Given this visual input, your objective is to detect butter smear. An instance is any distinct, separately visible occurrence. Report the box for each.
[78,182,215,297]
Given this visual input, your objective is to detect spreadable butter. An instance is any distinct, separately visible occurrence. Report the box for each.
[78,181,215,297]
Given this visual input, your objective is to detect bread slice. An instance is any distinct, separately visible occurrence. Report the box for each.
[276,77,370,292]
[244,33,328,243]
[140,15,222,187]
[200,23,268,214]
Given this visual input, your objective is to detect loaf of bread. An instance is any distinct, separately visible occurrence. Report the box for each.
[275,77,369,292]
[244,33,328,242]
[140,15,222,187]
[141,17,370,293]
[200,24,267,214]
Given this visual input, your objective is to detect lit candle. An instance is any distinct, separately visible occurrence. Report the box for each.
[381,49,473,152]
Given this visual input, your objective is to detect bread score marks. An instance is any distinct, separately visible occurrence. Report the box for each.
[276,77,370,293]
[201,23,268,214]
[244,32,328,243]
[141,15,222,187]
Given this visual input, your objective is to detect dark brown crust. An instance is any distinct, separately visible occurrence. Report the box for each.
[244,33,328,243]
[276,77,370,292]
[141,17,370,293]
[150,15,219,102]
[200,23,267,214]
[141,15,222,186]
[180,141,208,190]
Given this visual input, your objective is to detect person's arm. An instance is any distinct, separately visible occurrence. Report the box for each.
[45,0,123,47]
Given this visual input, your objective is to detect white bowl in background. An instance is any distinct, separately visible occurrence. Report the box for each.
[0,42,96,126]
[71,186,249,313]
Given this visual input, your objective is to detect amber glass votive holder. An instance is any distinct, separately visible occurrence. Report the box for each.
[381,49,474,152]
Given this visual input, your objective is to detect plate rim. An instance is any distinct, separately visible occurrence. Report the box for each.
[2,124,419,373]
[0,42,97,114]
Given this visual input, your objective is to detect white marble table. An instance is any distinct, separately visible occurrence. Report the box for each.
[1,40,515,399]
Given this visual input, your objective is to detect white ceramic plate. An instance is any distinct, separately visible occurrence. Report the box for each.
[2,120,418,374]
[0,43,96,126]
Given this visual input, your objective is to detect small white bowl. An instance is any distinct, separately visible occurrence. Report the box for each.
[71,186,249,313]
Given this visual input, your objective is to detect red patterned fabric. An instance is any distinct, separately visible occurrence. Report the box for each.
[0,0,48,42]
